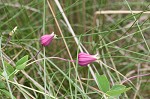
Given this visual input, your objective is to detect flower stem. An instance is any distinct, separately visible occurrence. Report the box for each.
[122,73,150,84]
[29,47,42,61]
[2,35,11,49]
[49,57,75,62]
[27,57,76,67]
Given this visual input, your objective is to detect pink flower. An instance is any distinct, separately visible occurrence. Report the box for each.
[78,52,99,66]
[40,32,56,46]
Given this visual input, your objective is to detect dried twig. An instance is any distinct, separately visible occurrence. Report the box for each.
[0,3,40,13]
[93,10,150,25]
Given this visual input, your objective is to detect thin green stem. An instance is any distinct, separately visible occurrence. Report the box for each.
[43,0,47,99]
[0,37,14,99]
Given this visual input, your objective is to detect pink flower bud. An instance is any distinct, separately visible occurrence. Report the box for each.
[40,32,55,46]
[78,52,99,66]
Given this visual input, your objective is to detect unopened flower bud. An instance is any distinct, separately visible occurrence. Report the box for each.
[40,32,56,46]
[78,52,99,66]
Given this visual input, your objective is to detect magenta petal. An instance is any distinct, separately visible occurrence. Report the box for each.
[40,33,55,46]
[78,52,97,66]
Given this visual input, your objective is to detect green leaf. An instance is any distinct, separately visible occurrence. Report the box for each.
[16,55,28,70]
[106,85,131,97]
[16,63,26,70]
[0,80,5,89]
[96,73,110,92]
[16,55,29,66]
[4,61,14,74]
[0,71,3,76]
[4,61,15,80]
[111,85,126,90]
[0,89,16,99]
